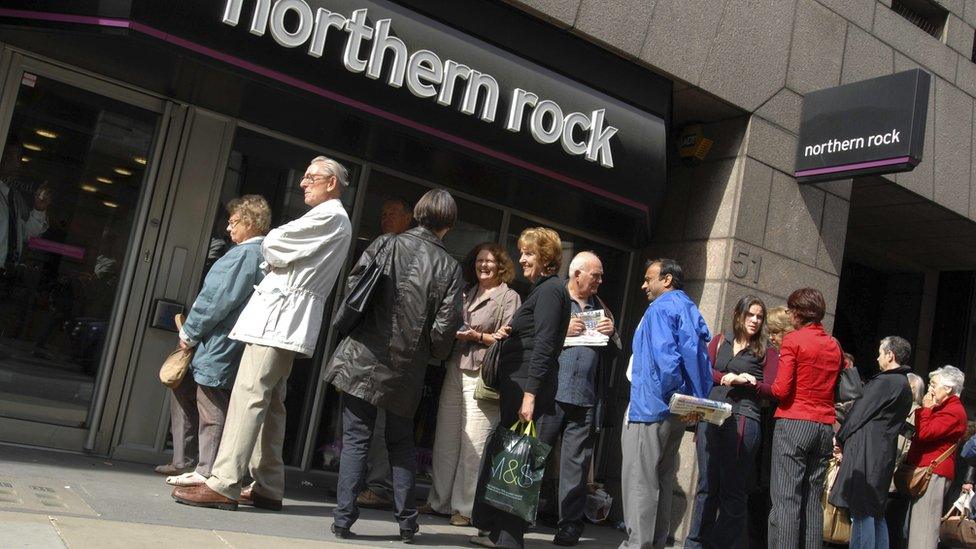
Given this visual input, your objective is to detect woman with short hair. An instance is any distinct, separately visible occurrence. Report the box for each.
[165,195,271,487]
[325,188,464,542]
[904,365,967,549]
[423,242,521,526]
[470,227,571,549]
[767,288,843,548]
[687,295,778,549]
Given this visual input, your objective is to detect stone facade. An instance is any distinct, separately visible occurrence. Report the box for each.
[503,0,976,539]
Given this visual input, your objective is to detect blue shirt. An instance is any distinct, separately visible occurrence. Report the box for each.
[628,289,713,423]
[556,295,601,407]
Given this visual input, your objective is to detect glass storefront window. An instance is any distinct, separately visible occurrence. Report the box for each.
[0,73,159,427]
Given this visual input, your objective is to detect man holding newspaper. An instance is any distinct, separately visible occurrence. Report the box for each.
[620,258,713,549]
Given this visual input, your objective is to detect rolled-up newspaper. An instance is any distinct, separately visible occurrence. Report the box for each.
[668,393,732,426]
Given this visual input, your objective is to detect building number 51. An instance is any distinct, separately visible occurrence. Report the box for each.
[731,249,762,284]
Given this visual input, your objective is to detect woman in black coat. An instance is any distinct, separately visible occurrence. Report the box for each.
[829,336,914,549]
[470,226,571,549]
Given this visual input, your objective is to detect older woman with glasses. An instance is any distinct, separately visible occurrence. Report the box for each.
[422,243,521,527]
[904,365,967,549]
[164,195,271,487]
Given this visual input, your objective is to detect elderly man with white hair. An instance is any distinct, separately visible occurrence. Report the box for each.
[903,365,967,549]
[543,250,619,546]
[173,156,353,511]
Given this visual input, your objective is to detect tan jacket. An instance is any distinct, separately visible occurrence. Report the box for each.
[455,282,520,371]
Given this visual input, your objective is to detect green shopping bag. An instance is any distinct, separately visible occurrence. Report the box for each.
[483,420,552,522]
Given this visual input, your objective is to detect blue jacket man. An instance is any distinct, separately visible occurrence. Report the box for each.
[620,259,712,549]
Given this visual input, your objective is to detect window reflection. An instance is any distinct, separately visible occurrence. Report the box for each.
[0,73,158,427]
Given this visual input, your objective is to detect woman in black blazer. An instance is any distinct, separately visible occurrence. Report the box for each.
[471,227,571,549]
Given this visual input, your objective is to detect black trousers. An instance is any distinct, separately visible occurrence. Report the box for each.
[471,379,561,549]
[333,393,419,532]
[552,402,595,531]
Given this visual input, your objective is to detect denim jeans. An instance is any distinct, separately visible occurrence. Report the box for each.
[850,513,889,549]
[686,415,760,549]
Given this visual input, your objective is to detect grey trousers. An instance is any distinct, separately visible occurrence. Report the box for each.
[554,402,595,530]
[364,409,394,497]
[169,376,199,469]
[906,473,947,549]
[170,374,232,477]
[619,416,686,549]
[767,418,833,549]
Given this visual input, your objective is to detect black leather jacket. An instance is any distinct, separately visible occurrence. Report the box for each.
[324,227,463,418]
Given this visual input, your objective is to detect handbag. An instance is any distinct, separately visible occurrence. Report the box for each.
[332,235,394,336]
[894,442,958,499]
[822,456,851,544]
[158,314,192,389]
[483,421,552,522]
[475,295,508,401]
[941,492,976,548]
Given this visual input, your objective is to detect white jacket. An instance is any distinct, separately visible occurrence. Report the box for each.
[230,199,352,357]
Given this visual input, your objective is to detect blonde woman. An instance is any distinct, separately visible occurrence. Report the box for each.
[471,227,571,549]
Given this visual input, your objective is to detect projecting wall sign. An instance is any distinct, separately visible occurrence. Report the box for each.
[221,0,620,168]
[794,69,930,183]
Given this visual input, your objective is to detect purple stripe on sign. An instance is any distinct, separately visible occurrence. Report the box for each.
[794,156,912,178]
[0,8,649,214]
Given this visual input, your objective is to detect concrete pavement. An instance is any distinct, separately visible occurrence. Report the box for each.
[0,443,626,548]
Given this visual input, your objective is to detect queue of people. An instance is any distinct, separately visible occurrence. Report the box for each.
[155,154,972,549]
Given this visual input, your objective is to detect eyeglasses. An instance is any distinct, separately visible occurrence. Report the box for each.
[300,174,333,184]
[228,217,242,228]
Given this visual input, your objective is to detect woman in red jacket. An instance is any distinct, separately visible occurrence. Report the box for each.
[767,288,842,549]
[905,365,967,549]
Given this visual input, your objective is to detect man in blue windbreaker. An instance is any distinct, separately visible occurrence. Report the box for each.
[620,258,712,549]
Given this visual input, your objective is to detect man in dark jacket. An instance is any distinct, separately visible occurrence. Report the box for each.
[829,336,914,548]
[324,189,463,543]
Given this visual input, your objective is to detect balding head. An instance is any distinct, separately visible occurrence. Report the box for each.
[568,251,603,299]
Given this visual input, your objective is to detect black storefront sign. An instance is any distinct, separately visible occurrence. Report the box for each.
[795,69,930,184]
[0,0,667,213]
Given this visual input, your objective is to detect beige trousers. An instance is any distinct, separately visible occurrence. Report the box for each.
[426,366,499,517]
[205,344,295,500]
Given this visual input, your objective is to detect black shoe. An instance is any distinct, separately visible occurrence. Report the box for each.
[331,524,355,539]
[400,527,418,544]
[553,525,583,546]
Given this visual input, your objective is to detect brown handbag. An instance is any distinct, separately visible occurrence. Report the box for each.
[822,456,851,544]
[894,442,958,499]
[940,497,976,548]
[158,314,192,389]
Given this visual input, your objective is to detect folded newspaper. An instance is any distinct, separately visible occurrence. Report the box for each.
[668,393,732,425]
[564,309,609,347]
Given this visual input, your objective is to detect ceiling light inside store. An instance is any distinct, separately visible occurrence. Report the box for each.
[133,156,147,165]
[113,167,132,176]
[23,143,42,151]
[96,177,113,184]
[35,129,58,139]
[102,201,118,208]
[20,156,29,163]
[81,184,97,193]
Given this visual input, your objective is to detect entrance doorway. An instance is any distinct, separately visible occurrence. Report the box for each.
[0,52,168,450]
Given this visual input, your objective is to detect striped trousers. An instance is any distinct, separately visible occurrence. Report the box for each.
[767,418,833,549]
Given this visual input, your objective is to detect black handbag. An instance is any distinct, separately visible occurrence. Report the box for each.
[332,235,394,336]
[479,340,504,391]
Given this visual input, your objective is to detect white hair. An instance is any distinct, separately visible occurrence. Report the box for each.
[569,251,601,275]
[310,156,349,187]
[930,365,965,396]
[906,372,925,405]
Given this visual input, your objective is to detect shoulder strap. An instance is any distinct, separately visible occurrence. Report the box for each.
[931,442,960,469]
[707,335,722,366]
